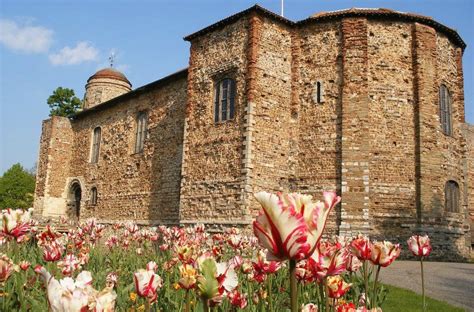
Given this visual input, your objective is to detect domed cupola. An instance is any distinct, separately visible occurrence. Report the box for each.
[83,68,132,109]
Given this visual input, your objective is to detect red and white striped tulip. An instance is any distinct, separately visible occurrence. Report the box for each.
[350,235,372,261]
[1,208,33,240]
[134,268,163,302]
[370,241,400,267]
[253,191,341,261]
[407,235,432,257]
[327,275,351,299]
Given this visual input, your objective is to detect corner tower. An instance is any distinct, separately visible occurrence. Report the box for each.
[83,68,132,109]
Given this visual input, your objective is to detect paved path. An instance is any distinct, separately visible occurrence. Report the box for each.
[380,261,474,311]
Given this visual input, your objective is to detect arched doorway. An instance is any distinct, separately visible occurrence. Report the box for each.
[69,182,82,219]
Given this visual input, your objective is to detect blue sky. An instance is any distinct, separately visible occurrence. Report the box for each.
[0,0,473,174]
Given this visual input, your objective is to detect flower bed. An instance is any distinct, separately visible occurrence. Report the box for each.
[1,192,431,311]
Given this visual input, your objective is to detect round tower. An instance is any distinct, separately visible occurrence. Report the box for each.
[83,68,132,109]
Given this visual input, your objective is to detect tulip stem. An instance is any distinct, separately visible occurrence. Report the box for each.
[202,298,210,312]
[185,290,190,312]
[421,257,426,312]
[323,277,330,312]
[289,259,298,312]
[145,299,151,312]
[372,265,381,308]
[267,275,273,312]
[363,260,369,308]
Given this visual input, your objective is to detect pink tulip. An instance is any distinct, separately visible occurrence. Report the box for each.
[407,235,432,257]
[370,241,400,267]
[253,191,341,261]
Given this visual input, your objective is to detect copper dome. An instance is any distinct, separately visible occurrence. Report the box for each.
[87,68,131,85]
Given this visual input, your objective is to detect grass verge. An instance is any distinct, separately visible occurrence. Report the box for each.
[382,284,465,312]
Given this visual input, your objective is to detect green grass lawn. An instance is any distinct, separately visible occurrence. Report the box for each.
[382,284,465,312]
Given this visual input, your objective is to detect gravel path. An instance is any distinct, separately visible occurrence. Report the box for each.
[379,261,474,311]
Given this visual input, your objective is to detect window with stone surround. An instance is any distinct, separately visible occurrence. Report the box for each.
[134,111,148,153]
[90,187,98,206]
[214,78,236,123]
[445,180,459,213]
[90,127,101,163]
[439,84,452,136]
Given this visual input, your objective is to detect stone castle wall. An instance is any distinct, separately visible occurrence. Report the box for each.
[35,7,471,259]
[71,77,187,224]
[34,116,74,218]
[180,17,250,224]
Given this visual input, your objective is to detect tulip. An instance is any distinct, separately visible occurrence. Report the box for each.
[92,287,117,312]
[251,249,282,283]
[134,268,163,304]
[327,275,351,299]
[308,241,349,280]
[302,303,318,312]
[407,235,432,311]
[19,260,30,271]
[1,208,33,241]
[350,235,372,306]
[253,191,340,312]
[34,266,92,312]
[336,302,356,312]
[178,264,197,290]
[0,254,19,283]
[42,241,64,262]
[57,253,81,276]
[228,289,248,309]
[370,241,400,267]
[350,235,372,261]
[253,191,340,261]
[407,235,432,257]
[346,253,362,273]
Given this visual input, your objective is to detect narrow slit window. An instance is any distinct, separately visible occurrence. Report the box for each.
[439,85,452,136]
[313,80,324,104]
[91,127,101,163]
[445,180,459,213]
[135,111,148,153]
[214,78,236,122]
[90,187,98,206]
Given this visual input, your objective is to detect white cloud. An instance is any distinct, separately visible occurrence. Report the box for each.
[49,42,99,65]
[0,19,53,53]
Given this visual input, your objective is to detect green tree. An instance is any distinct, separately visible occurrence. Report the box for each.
[0,163,36,209]
[47,87,82,117]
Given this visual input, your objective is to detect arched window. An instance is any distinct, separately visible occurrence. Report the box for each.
[439,85,452,136]
[91,127,101,163]
[135,111,148,153]
[90,187,98,206]
[445,180,459,213]
[214,78,236,123]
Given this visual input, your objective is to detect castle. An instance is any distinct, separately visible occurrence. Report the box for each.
[34,5,473,259]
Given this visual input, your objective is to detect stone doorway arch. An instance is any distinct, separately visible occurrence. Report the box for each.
[68,181,82,220]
